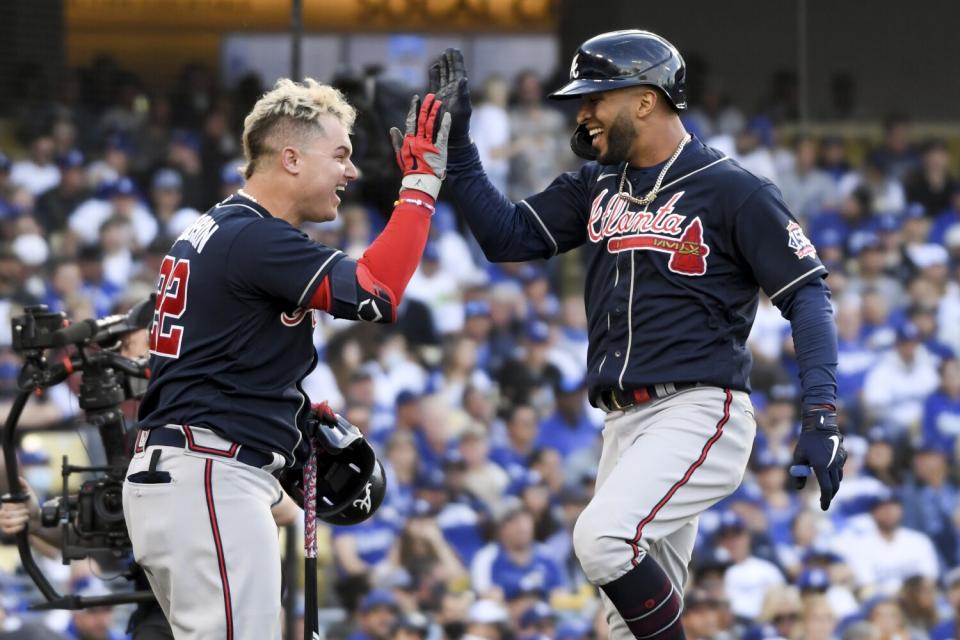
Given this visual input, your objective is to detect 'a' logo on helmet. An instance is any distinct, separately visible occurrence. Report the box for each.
[353,482,372,513]
[570,53,580,79]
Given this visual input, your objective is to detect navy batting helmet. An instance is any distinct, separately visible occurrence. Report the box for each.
[550,30,687,110]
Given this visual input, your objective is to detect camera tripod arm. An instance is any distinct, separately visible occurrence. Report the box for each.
[3,390,63,603]
[99,353,150,379]
[3,391,30,500]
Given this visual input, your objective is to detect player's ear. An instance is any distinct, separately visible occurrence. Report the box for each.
[634,88,658,119]
[280,146,302,175]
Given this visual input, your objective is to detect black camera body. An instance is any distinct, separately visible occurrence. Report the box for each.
[10,306,68,353]
[4,301,155,607]
[41,473,129,563]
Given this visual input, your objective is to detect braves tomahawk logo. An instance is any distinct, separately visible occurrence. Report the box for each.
[353,482,373,513]
[588,190,711,276]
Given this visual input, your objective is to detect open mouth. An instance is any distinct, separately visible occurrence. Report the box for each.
[589,127,604,147]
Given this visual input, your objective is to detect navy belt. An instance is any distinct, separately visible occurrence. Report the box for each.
[138,426,275,470]
[593,382,702,411]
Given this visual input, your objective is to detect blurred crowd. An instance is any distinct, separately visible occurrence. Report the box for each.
[0,53,959,640]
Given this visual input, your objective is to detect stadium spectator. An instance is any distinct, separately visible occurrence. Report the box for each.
[496,320,562,415]
[900,443,958,566]
[931,567,960,640]
[746,585,803,640]
[776,134,839,220]
[348,590,401,640]
[862,322,940,435]
[840,153,906,216]
[507,70,567,200]
[470,498,567,602]
[11,135,60,196]
[470,76,511,193]
[34,149,89,235]
[490,403,539,480]
[906,140,957,217]
[462,599,510,640]
[149,168,198,241]
[459,423,510,511]
[922,357,960,454]
[534,377,598,461]
[715,512,785,620]
[385,506,467,592]
[681,589,728,640]
[836,490,939,594]
[864,595,923,640]
[405,242,464,336]
[389,612,430,640]
[68,177,157,249]
[897,574,939,637]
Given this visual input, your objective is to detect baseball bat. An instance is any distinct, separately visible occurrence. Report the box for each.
[303,438,319,640]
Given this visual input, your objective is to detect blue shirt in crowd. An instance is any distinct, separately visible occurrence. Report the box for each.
[536,411,600,460]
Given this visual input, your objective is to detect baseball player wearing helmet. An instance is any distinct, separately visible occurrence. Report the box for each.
[429,30,844,640]
[122,80,451,639]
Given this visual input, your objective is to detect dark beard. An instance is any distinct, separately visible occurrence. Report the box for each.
[597,110,636,165]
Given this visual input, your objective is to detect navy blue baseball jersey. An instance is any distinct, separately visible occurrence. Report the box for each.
[495,136,826,393]
[139,193,345,463]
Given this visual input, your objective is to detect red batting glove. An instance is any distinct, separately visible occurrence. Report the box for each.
[389,93,452,199]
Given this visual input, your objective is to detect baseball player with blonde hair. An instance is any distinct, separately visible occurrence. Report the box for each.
[123,77,450,639]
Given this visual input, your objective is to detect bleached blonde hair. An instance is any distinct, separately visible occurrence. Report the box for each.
[240,77,357,179]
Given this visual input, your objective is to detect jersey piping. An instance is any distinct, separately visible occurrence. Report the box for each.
[618,251,637,390]
[214,201,264,219]
[297,250,343,307]
[769,265,828,302]
[519,199,559,256]
[611,156,730,392]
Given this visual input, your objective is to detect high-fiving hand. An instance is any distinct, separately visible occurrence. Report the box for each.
[389,93,451,200]
[427,48,472,145]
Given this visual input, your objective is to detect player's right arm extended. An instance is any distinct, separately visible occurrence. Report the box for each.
[445,143,588,261]
[307,94,452,323]
[429,48,587,262]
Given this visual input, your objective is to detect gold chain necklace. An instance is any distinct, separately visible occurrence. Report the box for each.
[617,133,691,206]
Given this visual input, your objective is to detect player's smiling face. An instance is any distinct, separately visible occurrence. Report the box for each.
[577,89,639,165]
[298,114,358,223]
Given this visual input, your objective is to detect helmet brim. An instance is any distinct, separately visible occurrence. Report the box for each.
[548,77,647,100]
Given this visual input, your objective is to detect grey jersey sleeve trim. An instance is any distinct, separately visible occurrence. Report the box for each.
[297,250,343,307]
[769,265,827,302]
[658,156,731,192]
[518,199,559,256]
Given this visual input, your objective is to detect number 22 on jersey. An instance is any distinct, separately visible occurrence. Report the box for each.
[149,256,190,358]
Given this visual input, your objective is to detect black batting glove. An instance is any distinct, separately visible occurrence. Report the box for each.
[427,48,472,145]
[789,406,847,511]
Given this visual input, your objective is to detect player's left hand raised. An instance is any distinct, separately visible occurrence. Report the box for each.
[428,48,472,145]
[389,93,451,200]
[789,407,847,511]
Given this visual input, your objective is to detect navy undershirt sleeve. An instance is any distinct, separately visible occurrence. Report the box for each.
[775,277,838,408]
[445,143,573,261]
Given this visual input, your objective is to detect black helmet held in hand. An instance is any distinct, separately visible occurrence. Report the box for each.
[277,405,387,526]
[550,29,687,111]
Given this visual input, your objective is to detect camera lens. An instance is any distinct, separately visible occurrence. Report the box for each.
[93,484,126,524]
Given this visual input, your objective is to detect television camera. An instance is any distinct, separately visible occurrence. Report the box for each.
[2,298,157,610]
